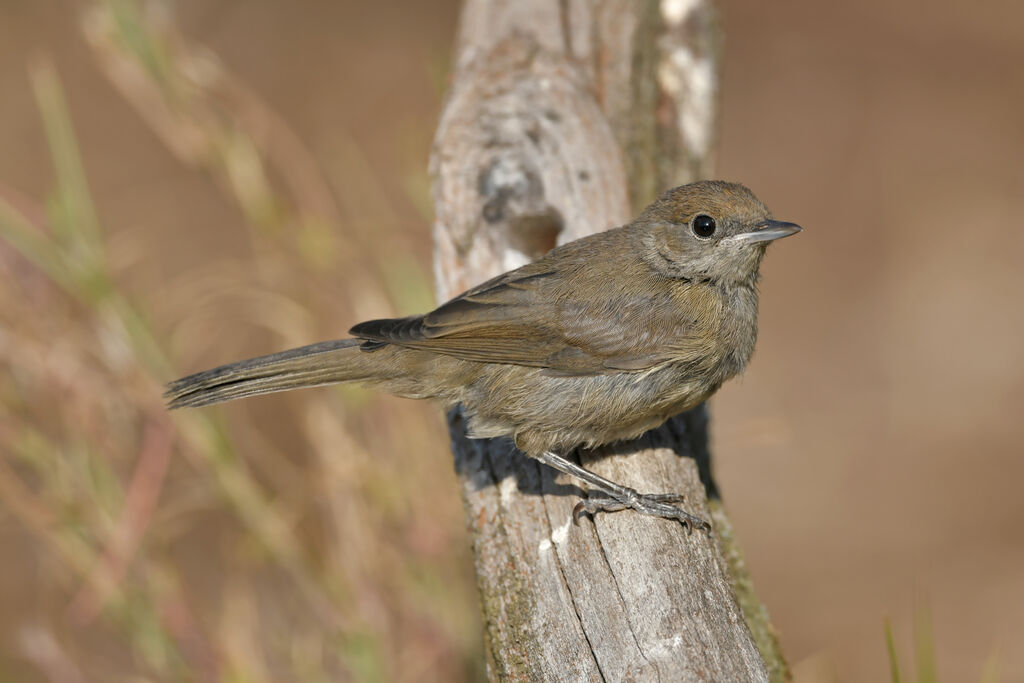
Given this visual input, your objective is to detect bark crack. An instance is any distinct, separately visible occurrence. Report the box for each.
[592,521,660,682]
[557,0,572,58]
[540,478,606,682]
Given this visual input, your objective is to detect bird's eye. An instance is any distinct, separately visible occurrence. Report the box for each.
[691,214,716,238]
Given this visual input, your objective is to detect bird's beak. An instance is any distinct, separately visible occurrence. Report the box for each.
[731,219,802,245]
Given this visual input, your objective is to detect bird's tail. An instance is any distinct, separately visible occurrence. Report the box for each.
[165,339,372,408]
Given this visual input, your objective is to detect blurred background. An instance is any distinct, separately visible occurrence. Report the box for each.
[0,1,1021,681]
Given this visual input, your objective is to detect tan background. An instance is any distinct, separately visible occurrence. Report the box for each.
[1,1,1021,681]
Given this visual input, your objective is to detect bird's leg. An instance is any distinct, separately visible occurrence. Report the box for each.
[534,451,711,534]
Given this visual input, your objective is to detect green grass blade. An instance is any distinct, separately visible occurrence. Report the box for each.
[0,198,75,291]
[914,605,938,683]
[979,648,1001,683]
[30,59,103,250]
[885,618,902,683]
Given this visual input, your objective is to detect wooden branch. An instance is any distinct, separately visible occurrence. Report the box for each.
[431,2,786,680]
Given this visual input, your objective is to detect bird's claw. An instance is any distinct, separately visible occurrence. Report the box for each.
[572,490,711,535]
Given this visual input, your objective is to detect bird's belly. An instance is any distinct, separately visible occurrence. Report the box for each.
[461,363,718,454]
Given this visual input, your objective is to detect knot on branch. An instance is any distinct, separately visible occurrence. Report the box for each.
[431,34,629,298]
[478,156,562,262]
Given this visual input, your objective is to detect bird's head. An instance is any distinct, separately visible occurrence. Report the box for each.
[635,180,801,286]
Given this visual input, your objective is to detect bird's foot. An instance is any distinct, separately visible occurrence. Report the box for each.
[573,489,711,535]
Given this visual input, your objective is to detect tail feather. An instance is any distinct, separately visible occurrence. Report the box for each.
[165,339,367,408]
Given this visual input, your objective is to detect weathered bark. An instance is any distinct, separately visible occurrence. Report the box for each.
[431,1,787,680]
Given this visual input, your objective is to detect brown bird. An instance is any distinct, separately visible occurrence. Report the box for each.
[166,180,800,532]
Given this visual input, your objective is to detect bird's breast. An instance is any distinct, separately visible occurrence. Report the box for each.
[713,284,759,380]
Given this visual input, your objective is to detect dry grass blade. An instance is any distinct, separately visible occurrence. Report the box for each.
[0,2,479,679]
[82,1,342,258]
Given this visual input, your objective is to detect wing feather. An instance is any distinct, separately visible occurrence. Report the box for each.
[350,249,708,374]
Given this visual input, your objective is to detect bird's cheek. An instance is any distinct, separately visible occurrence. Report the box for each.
[658,229,693,262]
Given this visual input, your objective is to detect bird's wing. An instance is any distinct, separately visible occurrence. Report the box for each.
[350,261,706,375]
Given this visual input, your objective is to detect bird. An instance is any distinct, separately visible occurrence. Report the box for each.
[165,180,801,532]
